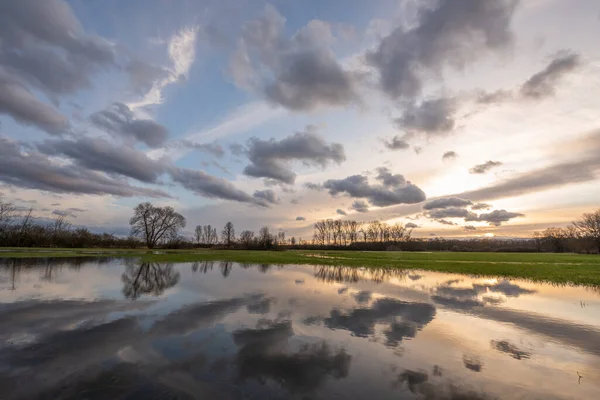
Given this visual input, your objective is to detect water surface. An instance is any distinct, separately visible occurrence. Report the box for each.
[1,257,599,399]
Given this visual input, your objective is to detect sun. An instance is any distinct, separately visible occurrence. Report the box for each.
[484,233,495,238]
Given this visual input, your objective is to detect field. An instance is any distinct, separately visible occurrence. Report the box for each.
[1,248,600,286]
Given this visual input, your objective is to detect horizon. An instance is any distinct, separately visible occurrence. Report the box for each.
[1,0,599,240]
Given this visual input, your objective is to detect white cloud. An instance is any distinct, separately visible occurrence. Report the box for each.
[128,26,199,111]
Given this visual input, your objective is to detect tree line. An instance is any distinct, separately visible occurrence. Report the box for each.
[1,197,599,254]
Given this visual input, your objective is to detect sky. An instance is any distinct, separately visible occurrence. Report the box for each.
[1,0,599,239]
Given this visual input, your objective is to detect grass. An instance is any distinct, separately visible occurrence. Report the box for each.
[1,247,600,286]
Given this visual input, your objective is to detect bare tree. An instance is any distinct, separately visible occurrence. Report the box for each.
[573,208,600,254]
[258,226,275,249]
[239,230,255,248]
[202,225,218,245]
[0,197,16,226]
[129,202,186,249]
[221,221,236,247]
[194,225,204,247]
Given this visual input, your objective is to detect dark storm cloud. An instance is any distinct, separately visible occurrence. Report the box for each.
[395,97,457,136]
[442,151,458,161]
[323,171,426,207]
[423,197,472,210]
[253,189,280,204]
[0,135,169,197]
[231,5,359,111]
[520,51,581,99]
[38,137,167,183]
[427,207,477,220]
[367,0,518,99]
[89,103,169,148]
[476,209,524,226]
[336,209,347,216]
[469,160,503,174]
[350,200,369,213]
[0,0,114,132]
[170,167,270,206]
[242,127,345,184]
[296,216,306,221]
[471,202,491,210]
[383,135,410,150]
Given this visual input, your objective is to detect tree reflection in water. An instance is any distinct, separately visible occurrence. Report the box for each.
[314,265,408,284]
[121,262,180,299]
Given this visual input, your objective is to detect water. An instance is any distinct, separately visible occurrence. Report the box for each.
[1,257,599,399]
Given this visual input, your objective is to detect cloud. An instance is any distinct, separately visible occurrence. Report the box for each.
[242,127,346,184]
[476,209,524,226]
[405,222,419,229]
[0,0,115,133]
[427,207,477,220]
[442,151,458,161]
[150,295,259,336]
[323,170,426,207]
[471,202,491,210]
[520,51,581,99]
[38,137,167,183]
[0,75,68,134]
[375,167,407,187]
[0,135,169,197]
[128,25,199,110]
[383,135,410,150]
[464,225,477,231]
[350,200,369,213]
[183,141,225,158]
[322,298,436,343]
[51,207,86,218]
[230,5,359,111]
[469,160,503,174]
[491,340,532,360]
[336,209,347,216]
[395,97,457,137]
[354,290,372,304]
[367,0,517,99]
[125,58,170,96]
[253,189,280,204]
[441,131,600,205]
[424,201,522,226]
[436,219,457,226]
[89,103,169,148]
[423,197,472,210]
[304,182,323,191]
[170,167,268,206]
[476,89,513,105]
[233,321,351,393]
[295,216,306,221]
